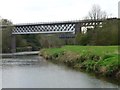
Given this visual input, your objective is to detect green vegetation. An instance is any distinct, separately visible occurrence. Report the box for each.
[1,19,13,53]
[75,19,119,46]
[16,34,68,51]
[40,45,120,81]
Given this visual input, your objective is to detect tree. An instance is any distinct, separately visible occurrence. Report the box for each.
[75,19,119,46]
[19,34,42,51]
[94,19,119,45]
[0,17,2,53]
[75,33,90,45]
[86,4,107,20]
[39,34,64,48]
[1,19,13,53]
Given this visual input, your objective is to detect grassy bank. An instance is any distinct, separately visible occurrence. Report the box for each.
[39,45,120,82]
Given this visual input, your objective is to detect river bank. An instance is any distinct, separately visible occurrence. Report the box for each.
[39,45,120,83]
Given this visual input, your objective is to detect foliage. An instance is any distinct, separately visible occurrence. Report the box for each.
[19,34,41,51]
[16,35,28,47]
[39,34,64,48]
[94,19,119,45]
[75,33,87,45]
[75,19,119,46]
[16,34,75,51]
[1,19,13,53]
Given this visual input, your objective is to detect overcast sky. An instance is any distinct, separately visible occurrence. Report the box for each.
[0,0,119,24]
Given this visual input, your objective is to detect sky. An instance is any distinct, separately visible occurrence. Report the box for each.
[0,0,119,24]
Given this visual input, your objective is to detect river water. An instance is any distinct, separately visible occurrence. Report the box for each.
[0,55,119,88]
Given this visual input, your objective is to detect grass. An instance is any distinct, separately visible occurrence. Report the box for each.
[40,45,120,81]
[63,45,118,55]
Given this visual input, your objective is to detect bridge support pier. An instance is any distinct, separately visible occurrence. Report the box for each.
[11,35,16,53]
[75,22,81,34]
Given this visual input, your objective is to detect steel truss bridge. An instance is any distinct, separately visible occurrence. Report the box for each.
[12,20,103,35]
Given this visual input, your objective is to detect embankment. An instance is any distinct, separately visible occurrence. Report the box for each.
[39,45,120,82]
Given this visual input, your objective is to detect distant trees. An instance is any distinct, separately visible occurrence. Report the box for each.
[39,34,64,48]
[75,33,89,45]
[85,4,107,20]
[94,19,119,45]
[16,34,66,51]
[75,19,119,46]
[1,19,13,53]
[16,34,41,51]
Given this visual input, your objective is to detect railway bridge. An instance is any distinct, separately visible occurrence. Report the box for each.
[1,19,104,53]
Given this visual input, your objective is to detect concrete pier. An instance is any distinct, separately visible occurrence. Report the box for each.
[11,35,16,53]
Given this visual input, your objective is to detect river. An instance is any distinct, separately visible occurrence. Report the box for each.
[0,55,119,88]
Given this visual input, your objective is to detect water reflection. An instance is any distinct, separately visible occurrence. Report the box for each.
[1,55,119,88]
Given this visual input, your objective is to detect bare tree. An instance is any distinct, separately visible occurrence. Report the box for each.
[87,4,107,20]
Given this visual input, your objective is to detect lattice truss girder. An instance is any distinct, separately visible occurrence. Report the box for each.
[12,24,76,34]
[82,22,102,26]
